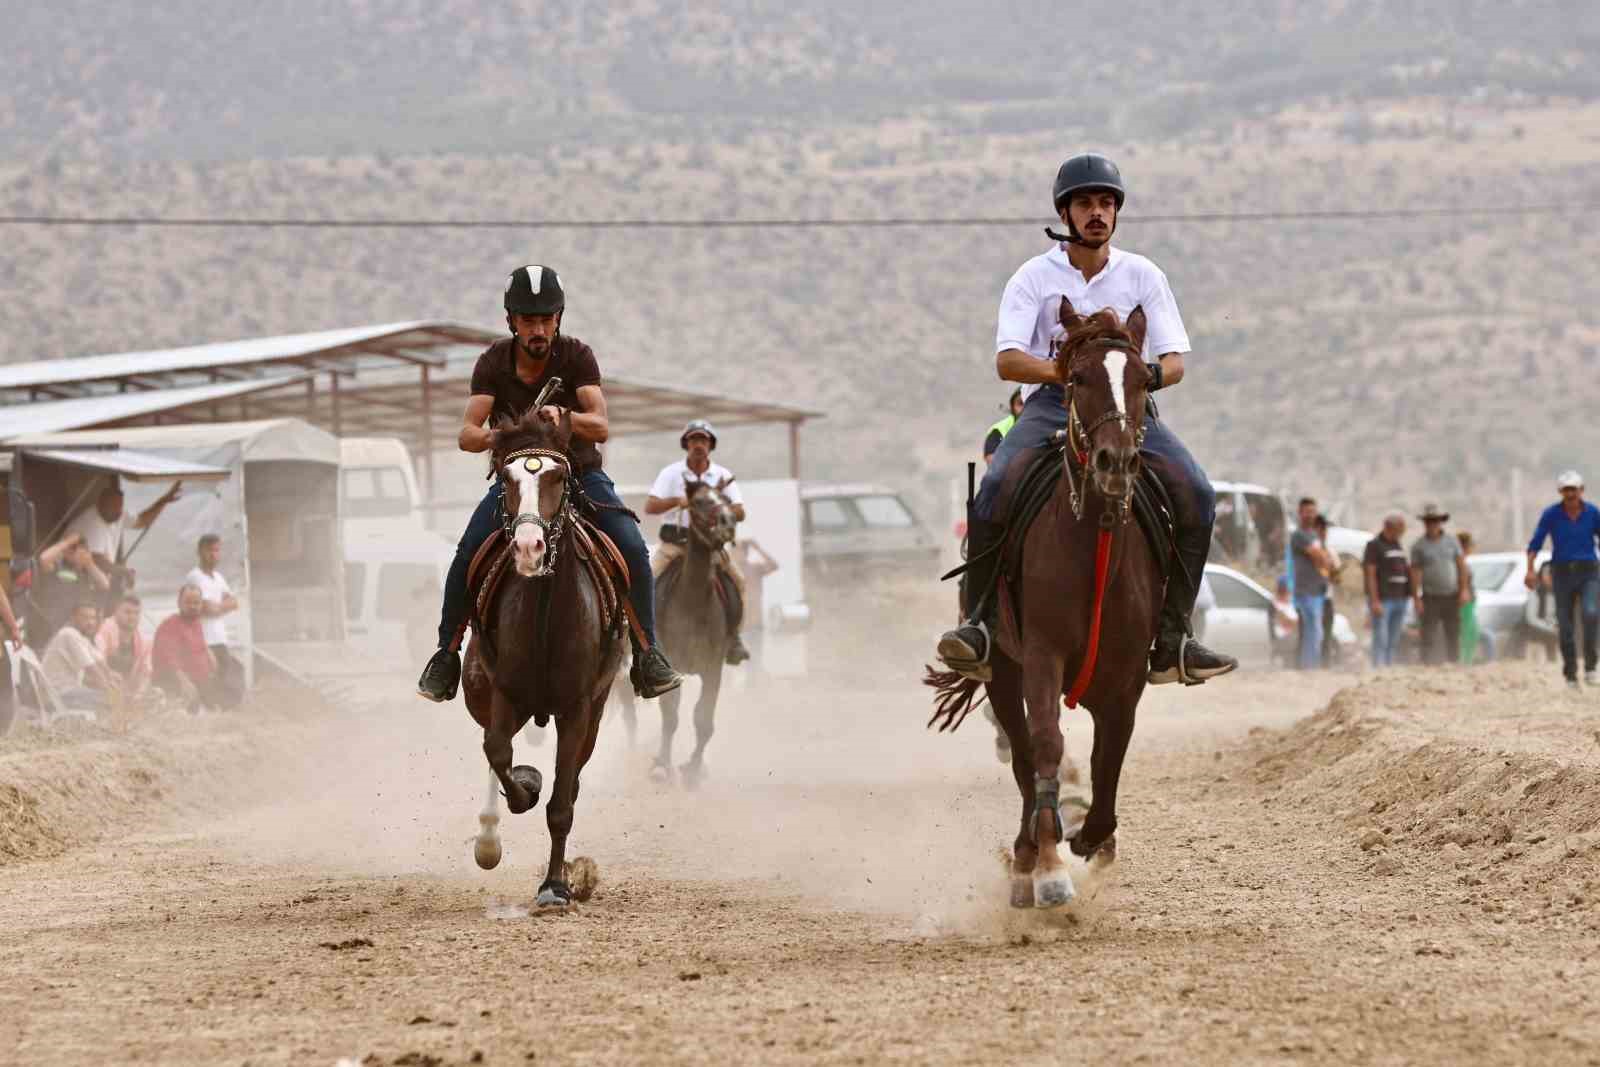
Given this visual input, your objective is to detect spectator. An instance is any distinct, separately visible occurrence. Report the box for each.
[1363,513,1411,668]
[1314,514,1342,666]
[96,593,151,697]
[41,601,119,711]
[152,584,241,712]
[64,480,183,600]
[1524,469,1600,688]
[1409,503,1469,666]
[1457,531,1492,664]
[982,388,1025,466]
[185,533,243,697]
[1290,497,1334,669]
[27,533,111,651]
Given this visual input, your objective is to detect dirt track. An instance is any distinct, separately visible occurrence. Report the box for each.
[5,655,1600,1066]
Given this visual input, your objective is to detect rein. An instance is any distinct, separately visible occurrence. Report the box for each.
[499,446,573,579]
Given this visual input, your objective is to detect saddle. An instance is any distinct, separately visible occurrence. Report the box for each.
[657,553,743,626]
[985,433,1177,630]
[457,515,633,652]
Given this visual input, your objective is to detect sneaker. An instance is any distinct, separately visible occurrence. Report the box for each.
[1586,671,1598,688]
[417,648,461,702]
[1149,634,1238,686]
[725,632,752,666]
[633,647,683,699]
[937,621,993,682]
[1567,677,1581,691]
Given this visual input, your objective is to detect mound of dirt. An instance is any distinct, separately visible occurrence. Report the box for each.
[1247,664,1600,889]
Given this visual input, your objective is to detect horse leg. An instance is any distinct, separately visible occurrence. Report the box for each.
[680,660,721,788]
[1022,641,1073,908]
[653,684,681,783]
[1071,696,1137,886]
[473,768,504,870]
[537,715,585,908]
[986,652,1037,909]
[483,688,542,816]
[618,677,638,747]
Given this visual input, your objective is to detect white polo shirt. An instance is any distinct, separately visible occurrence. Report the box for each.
[185,566,234,646]
[996,245,1191,402]
[65,508,124,561]
[649,459,743,529]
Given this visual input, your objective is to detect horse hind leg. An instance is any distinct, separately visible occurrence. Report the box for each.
[652,684,681,784]
[985,654,1038,908]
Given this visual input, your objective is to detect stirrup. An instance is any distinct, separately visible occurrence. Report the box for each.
[937,620,993,682]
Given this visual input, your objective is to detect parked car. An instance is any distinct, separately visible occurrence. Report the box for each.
[800,483,939,570]
[1465,549,1549,659]
[1198,563,1357,668]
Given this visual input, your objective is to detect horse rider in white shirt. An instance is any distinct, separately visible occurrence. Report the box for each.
[937,152,1238,687]
[645,419,751,665]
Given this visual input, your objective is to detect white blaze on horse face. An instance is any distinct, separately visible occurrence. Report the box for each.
[506,461,547,574]
[1104,350,1129,419]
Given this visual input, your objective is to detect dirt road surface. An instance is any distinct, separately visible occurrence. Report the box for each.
[5,647,1600,1065]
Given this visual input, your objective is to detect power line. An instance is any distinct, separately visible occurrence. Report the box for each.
[0,204,1586,230]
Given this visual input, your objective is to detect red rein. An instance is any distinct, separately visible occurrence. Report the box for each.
[1063,524,1115,709]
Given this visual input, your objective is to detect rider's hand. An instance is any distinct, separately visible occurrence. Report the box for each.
[537,405,563,424]
[1524,571,1538,590]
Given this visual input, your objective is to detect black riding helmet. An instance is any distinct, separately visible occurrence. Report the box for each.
[504,264,565,316]
[1049,153,1126,244]
[680,418,718,450]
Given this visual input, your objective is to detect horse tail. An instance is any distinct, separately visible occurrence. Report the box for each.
[922,666,984,733]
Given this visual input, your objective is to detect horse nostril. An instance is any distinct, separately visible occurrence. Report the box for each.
[1095,450,1113,472]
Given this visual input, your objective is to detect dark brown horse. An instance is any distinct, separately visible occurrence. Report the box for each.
[652,477,738,787]
[928,302,1162,909]
[463,408,625,908]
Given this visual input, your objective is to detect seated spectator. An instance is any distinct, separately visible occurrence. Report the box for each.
[152,584,242,712]
[96,593,151,698]
[41,601,119,711]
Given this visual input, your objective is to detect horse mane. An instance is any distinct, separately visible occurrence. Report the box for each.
[1054,309,1134,384]
[487,408,573,474]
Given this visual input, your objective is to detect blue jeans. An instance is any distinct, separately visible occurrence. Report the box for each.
[1294,594,1325,670]
[1371,597,1408,667]
[1551,562,1600,679]
[975,385,1216,608]
[436,471,658,649]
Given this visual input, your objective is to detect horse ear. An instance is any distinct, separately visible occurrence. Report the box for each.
[1058,296,1083,330]
[716,475,732,491]
[1126,306,1147,353]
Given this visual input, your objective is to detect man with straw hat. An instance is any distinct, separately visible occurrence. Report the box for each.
[1409,502,1469,666]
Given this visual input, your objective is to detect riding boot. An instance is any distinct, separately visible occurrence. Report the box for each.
[630,640,683,699]
[725,631,751,665]
[417,647,462,702]
[1148,540,1238,685]
[937,516,1004,681]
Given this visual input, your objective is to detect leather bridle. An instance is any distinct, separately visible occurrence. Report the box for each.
[499,446,572,578]
[1060,336,1147,526]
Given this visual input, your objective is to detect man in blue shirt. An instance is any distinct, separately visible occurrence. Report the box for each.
[1525,469,1600,687]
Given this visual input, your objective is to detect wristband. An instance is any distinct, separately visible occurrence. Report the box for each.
[1145,361,1164,391]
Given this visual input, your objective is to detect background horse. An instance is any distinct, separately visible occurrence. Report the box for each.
[652,477,738,786]
[463,409,625,907]
[928,303,1162,909]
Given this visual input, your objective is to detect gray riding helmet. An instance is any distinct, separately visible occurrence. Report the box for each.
[504,264,565,315]
[1052,153,1126,211]
[680,419,718,450]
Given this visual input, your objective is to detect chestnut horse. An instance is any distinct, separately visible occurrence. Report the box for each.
[927,303,1162,909]
[652,477,739,786]
[463,408,625,907]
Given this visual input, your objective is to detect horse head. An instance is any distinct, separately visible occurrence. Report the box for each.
[491,407,575,578]
[1053,299,1150,504]
[684,476,737,548]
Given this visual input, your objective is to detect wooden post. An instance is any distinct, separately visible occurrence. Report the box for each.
[788,420,801,481]
[330,368,342,436]
[420,364,435,506]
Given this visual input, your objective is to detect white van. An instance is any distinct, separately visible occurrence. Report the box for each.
[339,438,456,666]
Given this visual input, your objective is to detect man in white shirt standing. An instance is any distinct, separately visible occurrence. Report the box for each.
[65,480,183,602]
[185,533,242,700]
[645,419,751,664]
[938,152,1237,686]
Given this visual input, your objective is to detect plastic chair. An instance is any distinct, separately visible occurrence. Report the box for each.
[7,641,98,726]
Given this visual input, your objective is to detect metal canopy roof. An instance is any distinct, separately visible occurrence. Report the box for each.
[0,321,822,489]
[18,448,231,483]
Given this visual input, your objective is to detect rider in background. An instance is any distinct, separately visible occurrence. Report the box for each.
[1525,469,1600,688]
[982,388,1025,466]
[417,265,682,703]
[937,153,1237,686]
[645,419,751,665]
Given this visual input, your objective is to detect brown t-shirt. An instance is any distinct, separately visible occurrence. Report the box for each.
[468,335,604,471]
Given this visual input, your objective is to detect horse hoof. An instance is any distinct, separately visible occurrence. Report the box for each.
[648,760,675,786]
[1033,868,1076,909]
[505,765,543,814]
[536,879,573,909]
[474,835,502,870]
[1009,875,1035,909]
[679,761,705,790]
